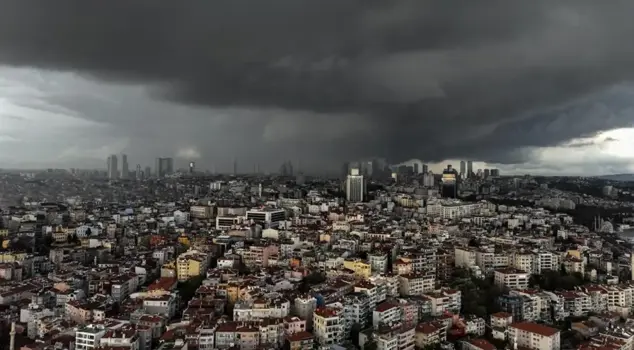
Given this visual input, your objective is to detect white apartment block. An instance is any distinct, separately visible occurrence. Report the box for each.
[507,322,561,350]
[455,248,476,268]
[533,252,559,274]
[373,302,401,329]
[399,273,435,296]
[369,253,389,275]
[75,325,107,350]
[512,253,534,273]
[313,307,344,346]
[494,268,530,290]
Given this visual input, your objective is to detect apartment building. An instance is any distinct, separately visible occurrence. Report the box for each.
[313,307,344,346]
[75,325,107,350]
[374,302,401,329]
[399,273,435,296]
[494,268,530,290]
[176,249,209,282]
[507,322,560,350]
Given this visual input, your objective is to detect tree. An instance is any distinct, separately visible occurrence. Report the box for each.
[177,275,204,305]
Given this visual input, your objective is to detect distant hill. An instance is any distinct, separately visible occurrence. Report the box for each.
[597,174,634,182]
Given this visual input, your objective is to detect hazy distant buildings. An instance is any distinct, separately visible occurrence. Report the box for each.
[280,161,294,176]
[189,161,196,174]
[459,161,466,177]
[136,164,142,180]
[121,154,129,179]
[414,163,419,174]
[346,168,365,202]
[155,157,174,178]
[491,169,500,177]
[107,155,119,180]
[423,171,435,187]
[484,169,491,179]
[144,166,152,178]
[467,161,473,178]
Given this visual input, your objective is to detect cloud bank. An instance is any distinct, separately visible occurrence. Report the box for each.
[1,0,634,170]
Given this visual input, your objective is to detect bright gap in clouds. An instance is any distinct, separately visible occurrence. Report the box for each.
[598,128,634,158]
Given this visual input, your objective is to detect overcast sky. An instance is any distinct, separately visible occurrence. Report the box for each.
[1,1,634,175]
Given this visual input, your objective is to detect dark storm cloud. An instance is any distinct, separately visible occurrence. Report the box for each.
[2,0,634,165]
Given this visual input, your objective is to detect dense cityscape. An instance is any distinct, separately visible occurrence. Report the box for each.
[1,156,634,350]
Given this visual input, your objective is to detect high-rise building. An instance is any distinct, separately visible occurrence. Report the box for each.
[136,164,142,180]
[422,164,429,174]
[121,154,129,179]
[346,168,365,202]
[342,162,351,179]
[423,171,435,187]
[166,158,174,175]
[154,158,160,177]
[189,161,196,174]
[491,169,500,177]
[441,165,458,198]
[484,169,491,178]
[145,166,151,178]
[459,161,466,176]
[414,163,420,174]
[467,161,473,178]
[155,157,174,178]
[107,155,119,180]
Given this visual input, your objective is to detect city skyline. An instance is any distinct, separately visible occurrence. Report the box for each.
[2,2,634,175]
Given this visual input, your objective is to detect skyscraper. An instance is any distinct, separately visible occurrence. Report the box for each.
[414,163,419,174]
[121,154,129,179]
[189,161,196,174]
[145,166,151,178]
[441,164,458,198]
[422,164,429,174]
[155,157,174,178]
[155,158,161,177]
[459,161,466,176]
[484,169,491,178]
[165,158,174,175]
[342,162,350,179]
[136,164,142,180]
[107,155,119,180]
[467,161,473,178]
[346,168,365,202]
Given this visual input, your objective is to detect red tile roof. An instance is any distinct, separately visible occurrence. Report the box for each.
[510,322,559,337]
[470,339,496,350]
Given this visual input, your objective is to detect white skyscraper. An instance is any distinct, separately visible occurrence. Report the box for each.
[107,155,119,180]
[346,168,365,202]
[121,154,129,179]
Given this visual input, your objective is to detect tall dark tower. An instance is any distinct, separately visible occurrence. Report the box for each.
[441,164,459,198]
